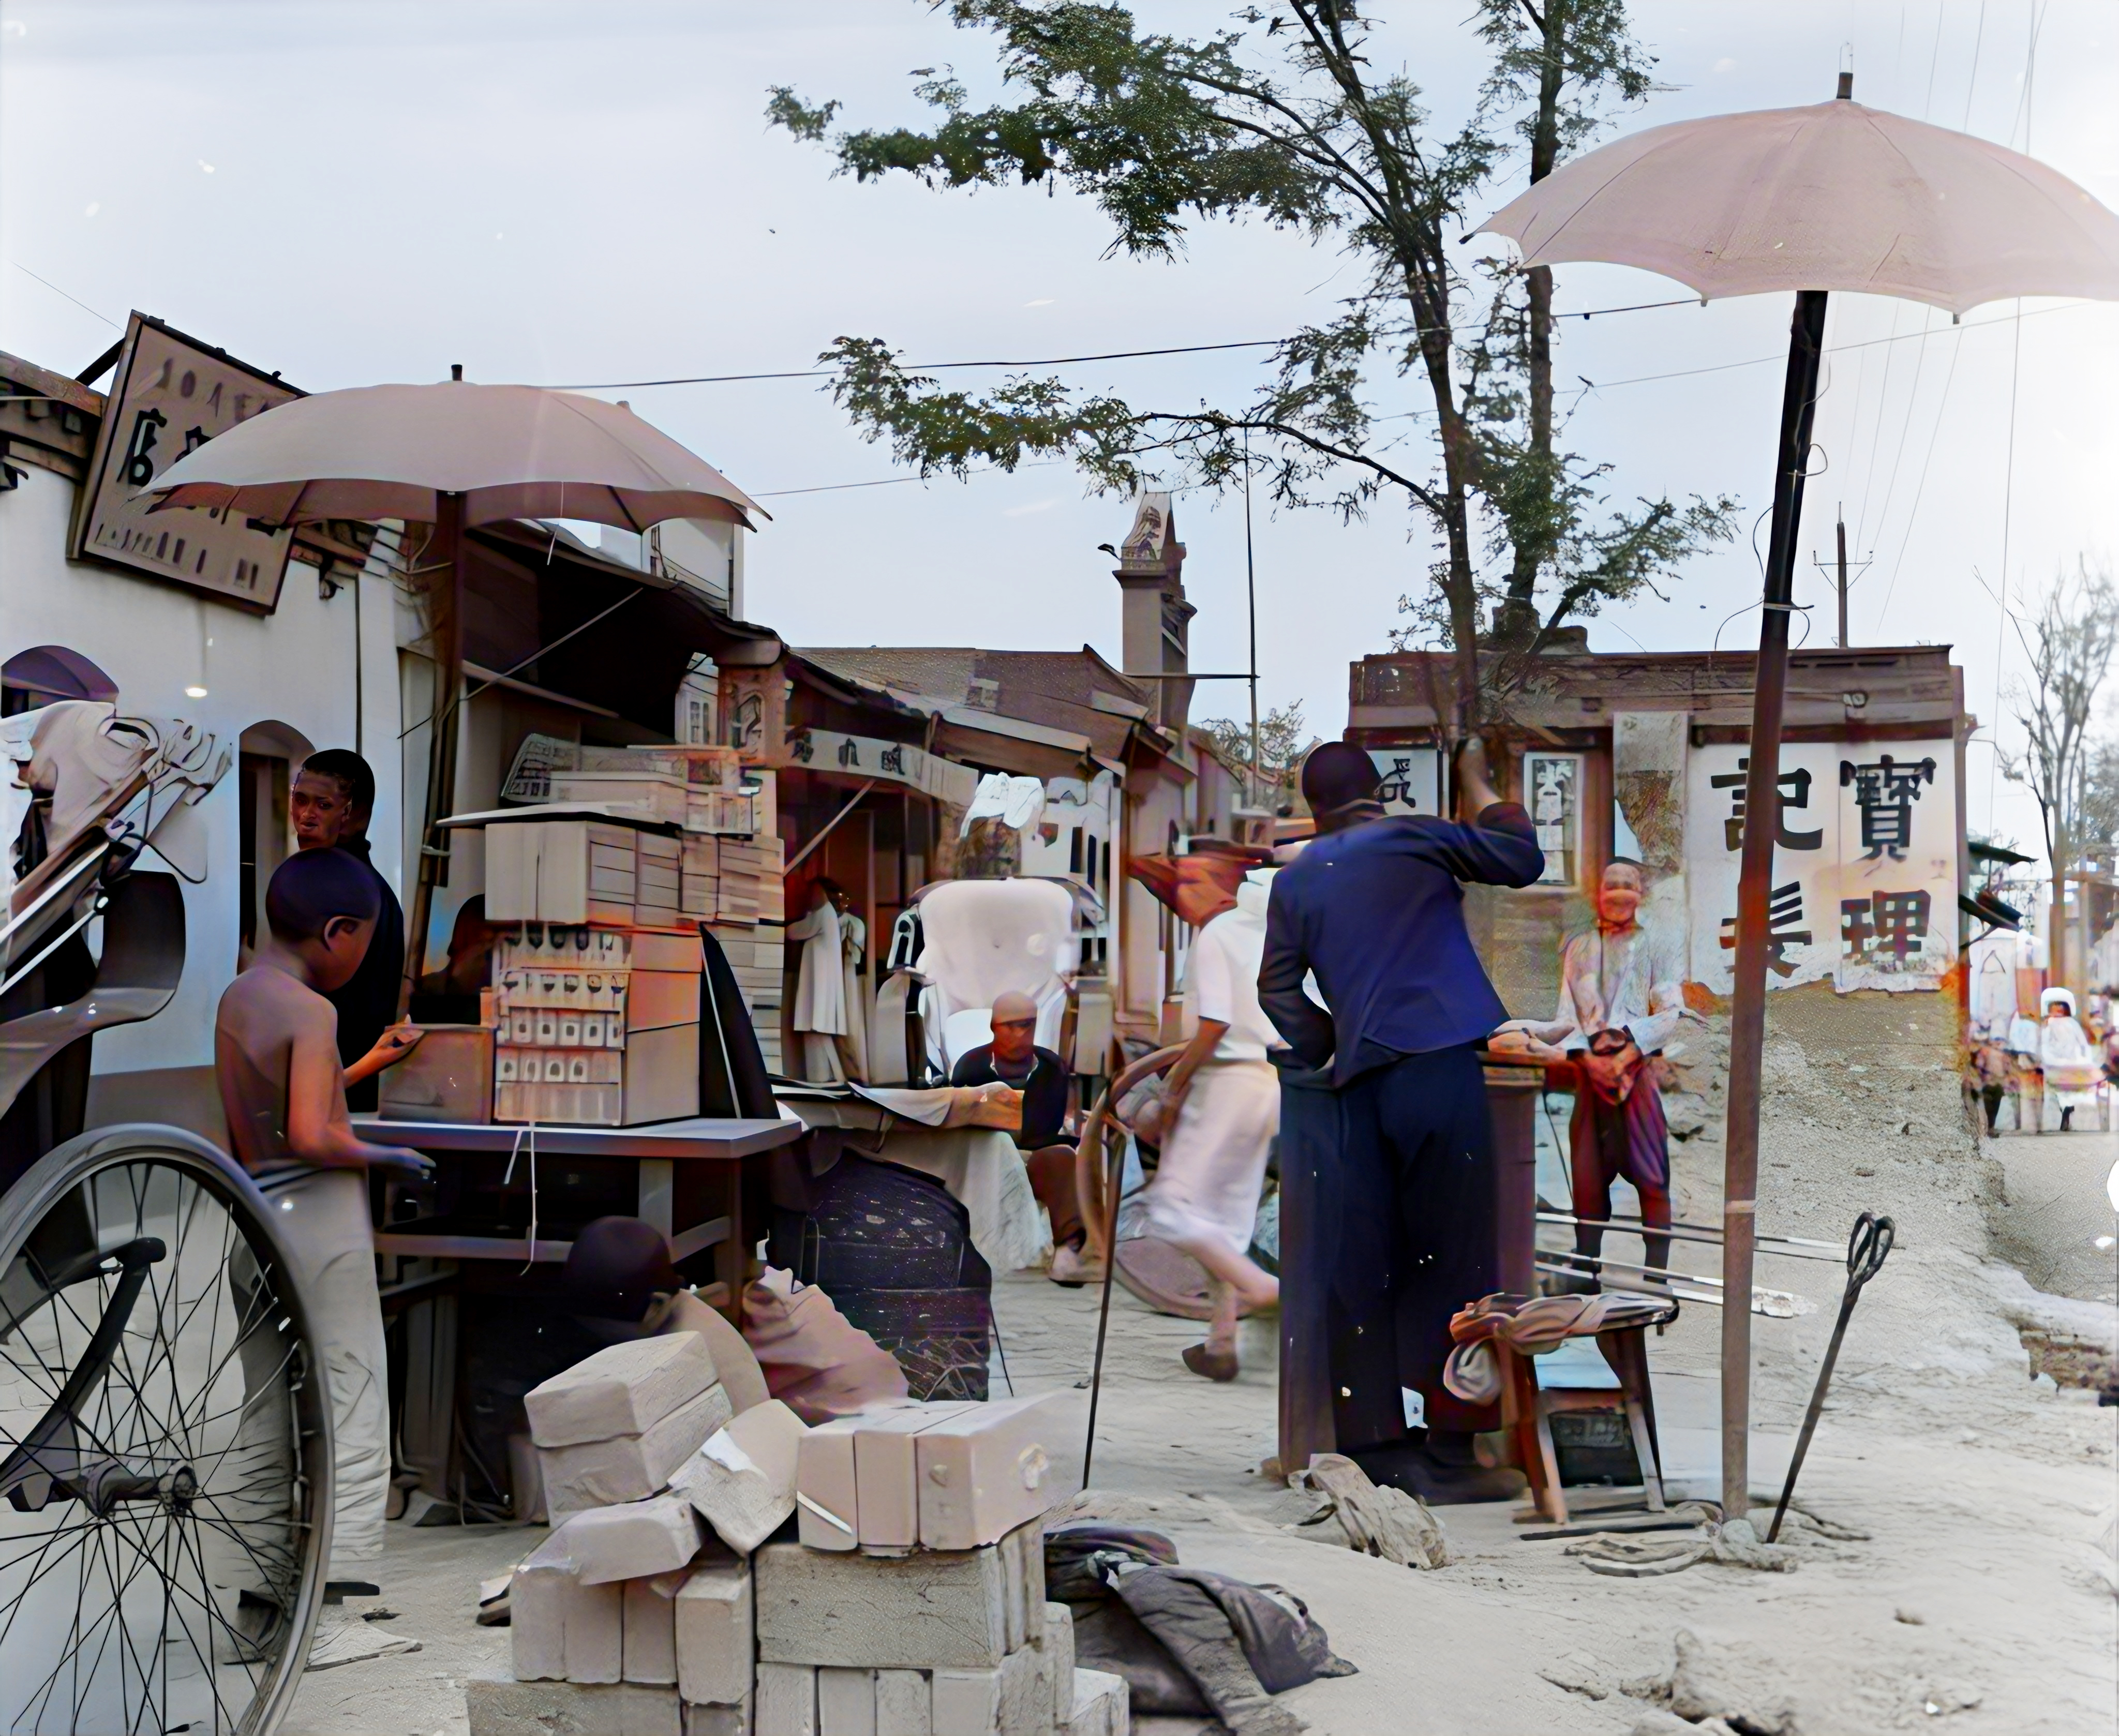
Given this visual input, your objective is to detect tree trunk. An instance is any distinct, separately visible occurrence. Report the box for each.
[2051,819,2069,987]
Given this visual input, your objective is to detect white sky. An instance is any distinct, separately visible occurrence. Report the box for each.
[4,1,2116,861]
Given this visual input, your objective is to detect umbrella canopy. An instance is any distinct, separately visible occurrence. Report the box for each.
[145,380,765,531]
[1476,97,2119,312]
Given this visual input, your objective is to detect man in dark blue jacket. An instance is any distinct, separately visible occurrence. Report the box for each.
[1260,739,1543,1500]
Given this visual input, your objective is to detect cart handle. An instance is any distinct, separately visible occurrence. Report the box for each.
[1073,1045,1186,1265]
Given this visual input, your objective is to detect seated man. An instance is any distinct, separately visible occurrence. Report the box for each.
[948,990,1086,1279]
[216,848,434,1592]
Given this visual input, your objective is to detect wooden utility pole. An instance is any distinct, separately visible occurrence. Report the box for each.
[1812,507,1872,649]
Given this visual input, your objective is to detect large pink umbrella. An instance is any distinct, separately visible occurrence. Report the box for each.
[1476,75,2119,1520]
[148,374,767,983]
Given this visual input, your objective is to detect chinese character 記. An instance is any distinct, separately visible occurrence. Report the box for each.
[1710,759,1824,852]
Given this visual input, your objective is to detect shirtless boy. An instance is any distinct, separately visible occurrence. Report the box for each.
[216,847,431,1587]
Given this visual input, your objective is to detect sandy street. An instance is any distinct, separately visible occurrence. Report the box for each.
[288,1017,2118,1736]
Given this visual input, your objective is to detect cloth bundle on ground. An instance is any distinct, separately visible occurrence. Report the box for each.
[738,1266,908,1422]
[1443,1290,1678,1404]
[1046,1522,1355,1736]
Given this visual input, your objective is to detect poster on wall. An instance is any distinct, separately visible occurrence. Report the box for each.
[1523,752,1584,887]
[70,313,301,610]
[1684,739,1957,994]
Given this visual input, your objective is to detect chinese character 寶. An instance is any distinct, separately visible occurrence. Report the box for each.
[1839,755,1935,861]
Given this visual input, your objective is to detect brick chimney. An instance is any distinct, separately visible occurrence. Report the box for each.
[1111,492,1193,732]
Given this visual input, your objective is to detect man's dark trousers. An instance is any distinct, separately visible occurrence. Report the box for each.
[1325,1043,1499,1450]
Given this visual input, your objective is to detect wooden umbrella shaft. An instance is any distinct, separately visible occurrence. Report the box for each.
[405,489,468,1004]
[1722,288,1829,1522]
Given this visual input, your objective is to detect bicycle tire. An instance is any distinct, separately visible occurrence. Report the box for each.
[0,1124,333,1735]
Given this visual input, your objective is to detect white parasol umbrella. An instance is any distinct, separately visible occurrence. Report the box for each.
[146,372,768,984]
[1475,73,2119,1520]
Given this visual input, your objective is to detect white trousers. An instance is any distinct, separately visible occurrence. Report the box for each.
[254,1166,390,1573]
[1144,1059,1280,1258]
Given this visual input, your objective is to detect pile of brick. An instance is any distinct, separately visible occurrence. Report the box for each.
[472,1341,1125,1736]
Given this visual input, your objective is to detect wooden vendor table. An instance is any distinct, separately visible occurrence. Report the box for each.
[352,1114,802,1306]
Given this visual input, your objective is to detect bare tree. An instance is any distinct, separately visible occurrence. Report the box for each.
[1199,700,1311,813]
[2002,558,2119,986]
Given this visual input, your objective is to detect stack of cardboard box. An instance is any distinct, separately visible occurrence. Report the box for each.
[473,1378,1127,1736]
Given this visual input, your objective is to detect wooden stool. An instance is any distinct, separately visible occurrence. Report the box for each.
[1500,1325,1666,1524]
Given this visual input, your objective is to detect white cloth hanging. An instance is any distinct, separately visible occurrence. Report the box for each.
[838,910,870,1083]
[787,901,848,1083]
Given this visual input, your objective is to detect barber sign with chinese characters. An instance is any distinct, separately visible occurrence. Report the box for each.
[1683,740,1958,995]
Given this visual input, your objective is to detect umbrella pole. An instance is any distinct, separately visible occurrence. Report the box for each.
[405,489,467,1001]
[1721,289,1829,1524]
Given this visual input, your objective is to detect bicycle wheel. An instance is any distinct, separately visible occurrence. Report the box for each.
[0,1125,332,1735]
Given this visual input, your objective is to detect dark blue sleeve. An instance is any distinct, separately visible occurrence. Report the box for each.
[949,1049,991,1087]
[1258,874,1334,1069]
[1422,802,1546,888]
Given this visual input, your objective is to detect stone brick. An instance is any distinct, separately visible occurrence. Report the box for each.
[467,1673,681,1736]
[676,1560,755,1709]
[817,1666,877,1736]
[852,1404,979,1550]
[681,1698,752,1736]
[874,1671,931,1736]
[512,1531,624,1684]
[1039,1608,1072,1732]
[673,1398,807,1554]
[558,1493,706,1587]
[625,1572,689,1685]
[914,1397,1061,1551]
[528,1331,720,1448]
[795,1416,861,1551]
[1059,1670,1127,1736]
[754,1542,1008,1669]
[995,1644,1048,1736]
[546,1385,735,1515]
[929,1669,999,1736]
[756,1662,818,1736]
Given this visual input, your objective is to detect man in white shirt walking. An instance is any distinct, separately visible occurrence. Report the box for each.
[1147,866,1282,1381]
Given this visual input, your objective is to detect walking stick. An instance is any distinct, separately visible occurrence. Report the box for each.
[1076,1047,1184,1486]
[1766,1210,1894,1542]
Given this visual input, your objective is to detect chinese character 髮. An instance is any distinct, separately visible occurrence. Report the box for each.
[1839,755,1936,861]
[1719,880,1813,978]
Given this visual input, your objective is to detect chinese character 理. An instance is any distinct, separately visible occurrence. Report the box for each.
[1840,889,1932,967]
[1839,755,1936,861]
[1710,759,1824,852]
[1719,880,1813,978]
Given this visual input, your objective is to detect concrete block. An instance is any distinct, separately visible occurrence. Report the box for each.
[675,1560,755,1709]
[914,1397,1060,1550]
[625,1571,690,1685]
[467,1673,681,1736]
[682,1699,752,1736]
[547,1385,735,1514]
[755,1542,1008,1669]
[529,1331,720,1448]
[930,1669,999,1736]
[756,1663,818,1736]
[673,1399,807,1554]
[1060,1671,1127,1736]
[1040,1608,1072,1732]
[995,1644,1047,1736]
[874,1672,931,1736]
[513,1531,624,1684]
[852,1404,979,1550]
[559,1494,706,1587]
[796,1417,861,1551]
[817,1667,877,1736]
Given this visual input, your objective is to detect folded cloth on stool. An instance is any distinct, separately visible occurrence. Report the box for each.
[1443,1291,1678,1402]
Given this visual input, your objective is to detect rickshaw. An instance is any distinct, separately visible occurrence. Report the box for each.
[0,698,330,1735]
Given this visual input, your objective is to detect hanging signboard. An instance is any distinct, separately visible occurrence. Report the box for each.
[784,728,980,807]
[1683,738,1958,995]
[69,313,301,610]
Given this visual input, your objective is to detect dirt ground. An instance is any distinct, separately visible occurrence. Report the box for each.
[286,1014,2119,1736]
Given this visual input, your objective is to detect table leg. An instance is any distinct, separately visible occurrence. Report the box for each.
[638,1159,675,1238]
